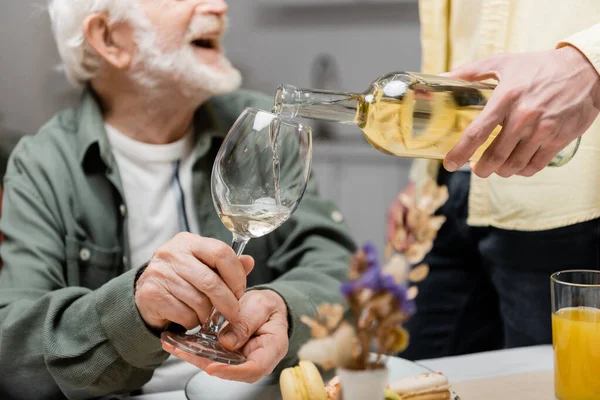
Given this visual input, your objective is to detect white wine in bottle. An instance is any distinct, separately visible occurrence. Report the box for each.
[273,72,580,166]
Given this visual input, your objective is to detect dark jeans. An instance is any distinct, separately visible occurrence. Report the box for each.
[401,170,600,361]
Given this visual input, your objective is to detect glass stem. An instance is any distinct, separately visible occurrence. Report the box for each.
[231,233,250,257]
[200,233,250,336]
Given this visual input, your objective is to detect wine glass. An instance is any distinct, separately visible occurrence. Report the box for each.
[161,107,313,365]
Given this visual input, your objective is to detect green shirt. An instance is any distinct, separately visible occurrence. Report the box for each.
[0,89,356,399]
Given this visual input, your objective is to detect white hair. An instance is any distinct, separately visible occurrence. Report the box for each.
[47,0,242,98]
[47,0,136,86]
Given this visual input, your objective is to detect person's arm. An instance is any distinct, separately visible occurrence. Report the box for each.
[442,23,600,178]
[0,145,168,399]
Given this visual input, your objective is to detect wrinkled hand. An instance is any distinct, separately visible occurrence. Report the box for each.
[443,46,600,178]
[162,289,289,383]
[135,232,255,331]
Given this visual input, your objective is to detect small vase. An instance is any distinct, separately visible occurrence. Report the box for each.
[336,365,389,400]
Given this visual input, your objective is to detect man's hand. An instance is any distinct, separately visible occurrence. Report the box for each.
[134,232,255,331]
[162,289,289,383]
[443,46,600,178]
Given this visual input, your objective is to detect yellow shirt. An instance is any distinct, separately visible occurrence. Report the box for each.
[411,0,600,231]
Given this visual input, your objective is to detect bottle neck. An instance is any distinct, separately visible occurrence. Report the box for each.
[273,85,359,125]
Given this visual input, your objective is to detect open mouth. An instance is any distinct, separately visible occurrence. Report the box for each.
[191,37,219,50]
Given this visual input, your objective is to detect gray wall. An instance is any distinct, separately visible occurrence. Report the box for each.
[0,0,422,258]
[224,1,422,102]
[0,1,78,136]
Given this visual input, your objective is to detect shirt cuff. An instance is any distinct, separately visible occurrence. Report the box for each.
[94,267,168,369]
[557,23,600,77]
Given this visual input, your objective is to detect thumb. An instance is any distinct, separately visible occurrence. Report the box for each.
[219,293,271,351]
[441,54,505,82]
[240,255,255,276]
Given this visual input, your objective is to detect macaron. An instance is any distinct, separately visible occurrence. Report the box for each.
[280,360,327,400]
[389,372,451,400]
[384,388,403,400]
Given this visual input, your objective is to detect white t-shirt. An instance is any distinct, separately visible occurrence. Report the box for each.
[105,124,201,270]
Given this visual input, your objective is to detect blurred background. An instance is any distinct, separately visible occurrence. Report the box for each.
[0,0,422,258]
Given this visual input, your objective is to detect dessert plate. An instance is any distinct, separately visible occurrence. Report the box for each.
[185,357,460,400]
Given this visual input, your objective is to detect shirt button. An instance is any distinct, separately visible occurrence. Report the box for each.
[331,210,344,223]
[119,204,127,217]
[79,248,91,262]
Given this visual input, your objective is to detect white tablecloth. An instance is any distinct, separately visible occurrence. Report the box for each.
[127,345,554,400]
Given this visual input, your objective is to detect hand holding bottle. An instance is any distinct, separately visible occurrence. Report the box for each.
[442,46,600,178]
[276,68,581,171]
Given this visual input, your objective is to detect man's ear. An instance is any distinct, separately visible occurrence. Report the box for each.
[83,13,133,70]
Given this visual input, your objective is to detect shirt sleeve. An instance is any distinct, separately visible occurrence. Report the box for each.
[0,142,168,399]
[557,22,600,76]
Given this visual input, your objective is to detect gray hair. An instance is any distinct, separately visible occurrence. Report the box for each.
[47,0,135,86]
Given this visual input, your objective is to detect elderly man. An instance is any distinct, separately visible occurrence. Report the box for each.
[0,0,356,398]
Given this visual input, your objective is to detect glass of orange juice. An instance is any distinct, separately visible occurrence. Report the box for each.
[551,270,600,400]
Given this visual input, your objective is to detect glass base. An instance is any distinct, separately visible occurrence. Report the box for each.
[161,330,246,365]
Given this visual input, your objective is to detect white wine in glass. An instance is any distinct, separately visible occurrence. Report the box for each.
[218,203,292,239]
[161,107,312,365]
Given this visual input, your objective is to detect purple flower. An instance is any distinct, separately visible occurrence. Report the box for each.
[340,281,357,297]
[341,243,416,315]
[362,242,380,269]
[380,276,416,316]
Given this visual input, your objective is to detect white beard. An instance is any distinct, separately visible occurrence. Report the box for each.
[128,11,242,102]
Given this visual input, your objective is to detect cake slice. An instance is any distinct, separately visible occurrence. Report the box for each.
[389,372,452,400]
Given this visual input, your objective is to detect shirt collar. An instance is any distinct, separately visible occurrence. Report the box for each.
[76,89,228,172]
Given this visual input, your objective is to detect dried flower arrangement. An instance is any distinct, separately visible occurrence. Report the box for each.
[297,178,449,373]
[386,179,449,265]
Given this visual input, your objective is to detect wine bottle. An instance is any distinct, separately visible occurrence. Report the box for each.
[273,72,580,166]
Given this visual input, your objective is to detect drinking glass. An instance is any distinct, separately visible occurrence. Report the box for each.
[551,270,600,400]
[162,107,312,365]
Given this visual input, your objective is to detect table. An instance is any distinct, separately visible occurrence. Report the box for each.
[417,344,553,382]
[128,345,554,400]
